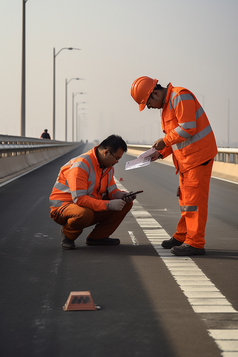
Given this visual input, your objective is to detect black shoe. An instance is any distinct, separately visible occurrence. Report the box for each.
[171,243,205,256]
[86,237,120,246]
[61,228,75,250]
[161,237,183,249]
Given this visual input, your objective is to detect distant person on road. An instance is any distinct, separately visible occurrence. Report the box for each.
[40,129,51,139]
[131,76,217,256]
[49,134,135,249]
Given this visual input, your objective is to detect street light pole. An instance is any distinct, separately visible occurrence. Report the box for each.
[76,102,79,142]
[227,98,230,147]
[52,47,80,140]
[72,92,86,142]
[76,103,87,142]
[65,78,84,141]
[20,0,28,137]
[80,112,86,142]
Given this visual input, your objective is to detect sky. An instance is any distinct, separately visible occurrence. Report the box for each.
[1,0,238,147]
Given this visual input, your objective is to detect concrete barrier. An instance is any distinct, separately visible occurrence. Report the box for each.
[1,138,237,185]
[0,134,83,185]
[127,146,238,183]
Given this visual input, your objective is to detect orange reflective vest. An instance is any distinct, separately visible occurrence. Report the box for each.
[159,83,217,173]
[49,146,120,213]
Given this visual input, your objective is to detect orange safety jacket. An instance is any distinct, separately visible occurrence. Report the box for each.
[159,83,217,173]
[49,146,120,213]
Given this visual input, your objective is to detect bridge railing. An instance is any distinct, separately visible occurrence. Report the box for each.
[1,137,237,184]
[0,134,83,184]
[127,144,238,164]
[0,134,79,158]
[126,144,238,183]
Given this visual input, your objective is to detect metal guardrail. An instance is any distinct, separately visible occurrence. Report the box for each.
[216,148,238,164]
[0,137,237,164]
[0,137,237,185]
[0,134,78,158]
[127,144,238,164]
[0,134,83,184]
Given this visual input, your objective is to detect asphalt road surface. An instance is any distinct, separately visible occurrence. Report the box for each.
[0,143,237,357]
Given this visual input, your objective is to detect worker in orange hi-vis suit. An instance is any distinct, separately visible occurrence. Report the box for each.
[49,135,135,250]
[131,77,218,256]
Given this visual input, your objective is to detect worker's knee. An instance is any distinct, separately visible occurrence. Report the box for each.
[125,201,133,212]
[75,206,94,226]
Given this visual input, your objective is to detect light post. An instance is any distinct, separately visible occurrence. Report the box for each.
[20,0,28,137]
[72,92,86,141]
[76,103,87,142]
[52,47,80,140]
[76,102,78,142]
[81,112,87,142]
[77,109,86,142]
[76,106,86,142]
[76,103,80,142]
[227,98,230,147]
[65,78,84,141]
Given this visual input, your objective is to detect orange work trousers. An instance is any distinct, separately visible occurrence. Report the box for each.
[173,159,214,249]
[50,201,133,241]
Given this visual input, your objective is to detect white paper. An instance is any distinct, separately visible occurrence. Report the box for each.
[138,147,156,159]
[125,148,156,170]
[125,157,151,170]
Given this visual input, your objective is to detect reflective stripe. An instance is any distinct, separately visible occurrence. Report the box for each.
[180,205,197,212]
[180,121,196,129]
[88,171,96,195]
[195,106,204,120]
[108,183,117,194]
[80,153,91,160]
[49,199,63,207]
[70,160,90,175]
[170,91,177,110]
[172,93,194,109]
[108,169,113,181]
[72,155,96,195]
[107,169,116,195]
[72,190,90,203]
[54,181,70,193]
[172,124,212,151]
[174,126,192,139]
[71,189,88,202]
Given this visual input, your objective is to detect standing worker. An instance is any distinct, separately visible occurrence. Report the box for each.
[40,129,51,139]
[49,135,134,249]
[130,76,217,256]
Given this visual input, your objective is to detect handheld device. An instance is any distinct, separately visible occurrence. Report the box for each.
[124,190,143,198]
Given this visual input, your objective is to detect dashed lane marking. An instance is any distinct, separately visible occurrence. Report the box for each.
[128,231,139,245]
[115,178,238,356]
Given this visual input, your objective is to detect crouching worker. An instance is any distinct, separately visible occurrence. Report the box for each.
[49,135,134,250]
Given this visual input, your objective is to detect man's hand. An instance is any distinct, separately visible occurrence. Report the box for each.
[122,191,136,202]
[152,138,166,151]
[108,199,126,211]
[114,191,127,199]
[115,190,135,202]
[150,151,163,162]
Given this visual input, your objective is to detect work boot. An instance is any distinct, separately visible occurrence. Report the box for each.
[61,228,75,250]
[171,243,205,256]
[161,237,183,249]
[86,237,120,246]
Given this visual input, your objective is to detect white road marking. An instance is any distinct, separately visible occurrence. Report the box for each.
[135,218,161,228]
[128,231,139,245]
[115,178,238,356]
[208,329,238,356]
[208,330,238,340]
